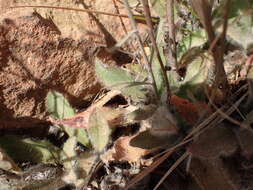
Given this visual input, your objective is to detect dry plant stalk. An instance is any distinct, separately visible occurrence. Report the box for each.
[166,0,178,70]
[190,0,229,101]
[141,0,171,98]
[153,151,190,190]
[123,0,159,100]
[11,5,131,19]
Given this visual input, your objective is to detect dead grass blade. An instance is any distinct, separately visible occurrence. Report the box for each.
[124,137,192,190]
[206,92,246,128]
[11,5,159,25]
[190,0,229,98]
[108,29,137,53]
[112,0,128,34]
[11,5,130,18]
[160,84,249,155]
[188,89,248,140]
[153,151,190,190]
[124,148,175,190]
[190,0,215,41]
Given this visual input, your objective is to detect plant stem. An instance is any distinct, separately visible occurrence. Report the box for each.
[190,0,229,99]
[166,0,178,71]
[154,151,190,190]
[141,0,171,99]
[123,0,159,101]
[11,5,159,25]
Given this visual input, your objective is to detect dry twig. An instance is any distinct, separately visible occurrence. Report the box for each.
[141,0,171,98]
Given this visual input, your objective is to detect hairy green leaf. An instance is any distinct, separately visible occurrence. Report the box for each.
[150,0,166,18]
[95,58,147,103]
[46,91,75,120]
[226,15,253,52]
[87,108,111,152]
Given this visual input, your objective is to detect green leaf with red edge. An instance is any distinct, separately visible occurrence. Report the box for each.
[46,91,90,147]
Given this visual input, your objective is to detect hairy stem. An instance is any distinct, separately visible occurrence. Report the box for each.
[141,0,171,99]
[123,0,159,100]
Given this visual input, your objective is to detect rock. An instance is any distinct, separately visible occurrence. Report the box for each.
[0,0,140,132]
[1,0,148,43]
[0,12,115,131]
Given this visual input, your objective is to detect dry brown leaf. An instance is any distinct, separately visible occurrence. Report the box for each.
[112,136,151,162]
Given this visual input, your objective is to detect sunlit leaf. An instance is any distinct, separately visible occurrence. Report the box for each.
[87,108,111,152]
[47,91,75,120]
[150,0,166,18]
[213,0,253,52]
[213,0,253,19]
[62,137,77,181]
[226,15,253,52]
[95,58,148,103]
[62,136,77,160]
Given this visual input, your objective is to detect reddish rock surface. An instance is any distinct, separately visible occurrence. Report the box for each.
[0,0,141,133]
[0,12,119,132]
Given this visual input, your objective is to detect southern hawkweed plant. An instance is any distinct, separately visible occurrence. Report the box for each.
[9,0,253,189]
